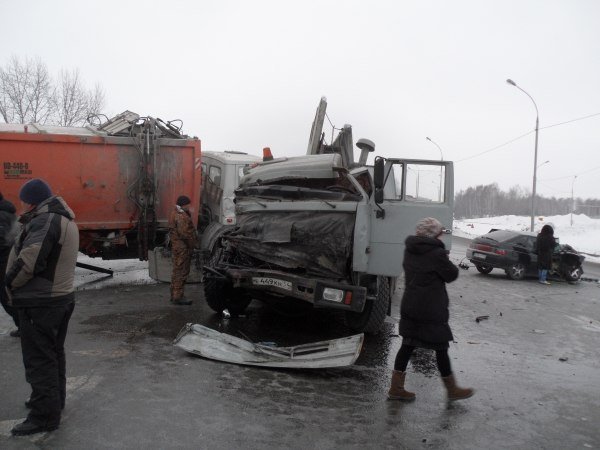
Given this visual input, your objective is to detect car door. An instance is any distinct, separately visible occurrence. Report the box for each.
[509,235,537,274]
[363,158,454,277]
[524,235,538,274]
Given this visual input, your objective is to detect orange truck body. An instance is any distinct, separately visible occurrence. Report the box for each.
[0,123,201,259]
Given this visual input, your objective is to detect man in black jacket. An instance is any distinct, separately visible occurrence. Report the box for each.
[5,179,79,436]
[0,191,19,335]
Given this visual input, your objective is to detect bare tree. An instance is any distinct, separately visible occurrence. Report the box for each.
[54,69,86,126]
[0,56,105,126]
[87,83,105,119]
[54,69,105,126]
[0,56,54,124]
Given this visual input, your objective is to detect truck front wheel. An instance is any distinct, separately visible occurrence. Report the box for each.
[344,276,390,335]
[203,245,252,315]
[205,280,252,315]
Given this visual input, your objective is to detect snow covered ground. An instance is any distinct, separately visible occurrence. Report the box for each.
[453,214,600,264]
[74,254,156,291]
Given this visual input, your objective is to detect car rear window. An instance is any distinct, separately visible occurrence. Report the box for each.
[482,230,518,242]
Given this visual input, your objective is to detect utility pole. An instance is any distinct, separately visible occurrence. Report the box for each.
[571,175,577,226]
[506,79,539,232]
[426,137,444,202]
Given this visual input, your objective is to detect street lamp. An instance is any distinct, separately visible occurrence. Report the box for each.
[425,137,444,161]
[506,78,539,232]
[426,137,444,201]
[571,175,578,226]
[537,160,549,169]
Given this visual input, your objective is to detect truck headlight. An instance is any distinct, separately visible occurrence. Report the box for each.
[322,288,344,303]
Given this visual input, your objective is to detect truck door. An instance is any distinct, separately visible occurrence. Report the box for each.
[366,158,454,277]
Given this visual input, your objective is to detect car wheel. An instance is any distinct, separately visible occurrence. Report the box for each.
[475,264,493,274]
[506,262,526,280]
[565,266,583,282]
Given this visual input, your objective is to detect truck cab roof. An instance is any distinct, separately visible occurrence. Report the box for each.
[202,150,261,165]
[240,153,344,185]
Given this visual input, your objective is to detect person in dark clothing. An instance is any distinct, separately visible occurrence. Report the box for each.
[388,217,474,402]
[0,191,20,335]
[536,224,555,285]
[5,179,79,436]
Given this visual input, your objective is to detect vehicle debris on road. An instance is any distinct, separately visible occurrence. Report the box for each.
[173,323,364,368]
[475,315,489,323]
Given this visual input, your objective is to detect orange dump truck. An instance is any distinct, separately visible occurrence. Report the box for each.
[0,112,201,261]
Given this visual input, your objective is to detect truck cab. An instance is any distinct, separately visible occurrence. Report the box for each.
[199,151,262,230]
[202,98,453,334]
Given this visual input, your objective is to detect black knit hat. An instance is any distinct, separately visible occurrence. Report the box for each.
[176,195,191,206]
[19,178,52,205]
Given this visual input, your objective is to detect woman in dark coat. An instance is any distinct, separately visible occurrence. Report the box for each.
[536,224,555,285]
[388,217,474,402]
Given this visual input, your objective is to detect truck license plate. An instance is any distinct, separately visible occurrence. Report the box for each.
[472,252,486,260]
[252,277,292,291]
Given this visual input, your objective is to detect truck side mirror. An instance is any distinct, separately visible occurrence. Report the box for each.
[374,156,384,189]
[373,156,385,207]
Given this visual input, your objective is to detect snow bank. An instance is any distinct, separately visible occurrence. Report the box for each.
[75,254,156,291]
[454,214,600,264]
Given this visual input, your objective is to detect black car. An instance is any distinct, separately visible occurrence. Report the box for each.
[466,229,585,282]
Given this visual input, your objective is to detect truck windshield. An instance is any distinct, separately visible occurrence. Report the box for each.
[236,176,362,202]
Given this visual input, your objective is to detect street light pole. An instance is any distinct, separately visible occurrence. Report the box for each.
[426,137,444,202]
[506,79,539,232]
[571,175,577,226]
[425,137,444,161]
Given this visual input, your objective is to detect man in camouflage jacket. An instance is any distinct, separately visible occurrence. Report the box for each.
[168,195,197,305]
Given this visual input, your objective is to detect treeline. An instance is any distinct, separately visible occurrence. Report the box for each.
[454,183,600,218]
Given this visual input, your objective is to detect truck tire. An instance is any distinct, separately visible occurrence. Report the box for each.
[345,276,390,335]
[203,246,252,315]
[204,274,252,315]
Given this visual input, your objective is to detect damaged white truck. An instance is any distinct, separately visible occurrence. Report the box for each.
[203,98,454,334]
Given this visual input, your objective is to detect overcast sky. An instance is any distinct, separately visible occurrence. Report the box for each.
[1,0,599,200]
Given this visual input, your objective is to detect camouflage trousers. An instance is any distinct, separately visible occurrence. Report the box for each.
[170,242,192,301]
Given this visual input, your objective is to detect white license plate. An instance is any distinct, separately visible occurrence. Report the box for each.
[472,252,487,260]
[252,277,292,291]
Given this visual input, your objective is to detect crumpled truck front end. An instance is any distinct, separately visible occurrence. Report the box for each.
[216,210,367,312]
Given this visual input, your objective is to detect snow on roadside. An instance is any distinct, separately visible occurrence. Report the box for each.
[75,254,157,291]
[453,214,600,264]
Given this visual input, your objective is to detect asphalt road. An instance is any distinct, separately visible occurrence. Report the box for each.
[1,237,599,449]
